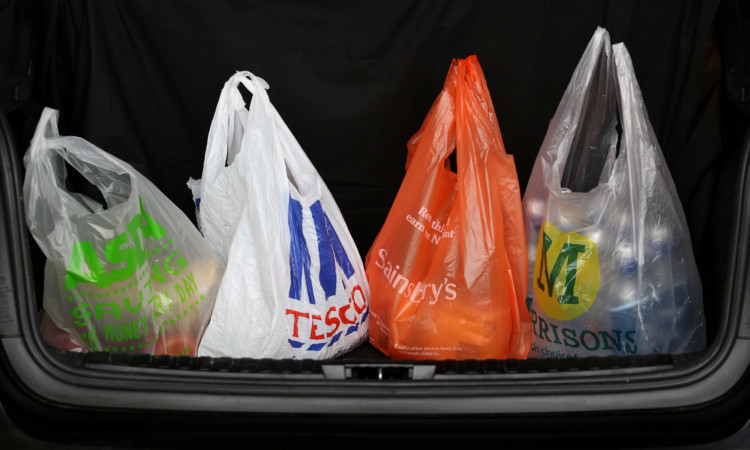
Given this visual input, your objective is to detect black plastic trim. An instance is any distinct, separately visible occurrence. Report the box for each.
[0,107,23,338]
[0,100,749,441]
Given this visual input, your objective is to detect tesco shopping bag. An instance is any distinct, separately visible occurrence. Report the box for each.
[366,56,532,361]
[194,72,370,359]
[24,108,225,356]
[523,28,706,358]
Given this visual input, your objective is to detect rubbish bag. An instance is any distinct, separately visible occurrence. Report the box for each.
[366,56,532,361]
[194,71,370,359]
[23,108,225,356]
[522,28,706,358]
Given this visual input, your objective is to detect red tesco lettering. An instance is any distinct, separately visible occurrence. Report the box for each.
[286,285,367,341]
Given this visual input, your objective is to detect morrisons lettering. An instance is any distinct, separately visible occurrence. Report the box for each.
[530,307,637,355]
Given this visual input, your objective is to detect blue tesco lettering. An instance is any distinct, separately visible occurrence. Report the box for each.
[285,196,366,351]
[287,197,356,305]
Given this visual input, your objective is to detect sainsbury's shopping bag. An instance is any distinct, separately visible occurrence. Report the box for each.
[193,72,370,359]
[366,56,532,361]
[522,28,706,358]
[24,108,224,355]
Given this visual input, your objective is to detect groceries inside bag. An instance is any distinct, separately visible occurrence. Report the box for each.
[193,72,370,359]
[366,56,532,361]
[23,108,225,356]
[522,28,706,358]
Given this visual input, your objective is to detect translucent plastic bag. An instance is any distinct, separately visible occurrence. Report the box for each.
[193,72,370,359]
[366,56,531,361]
[522,28,706,358]
[24,108,225,355]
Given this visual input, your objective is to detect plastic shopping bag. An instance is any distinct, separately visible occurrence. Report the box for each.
[193,72,370,359]
[366,56,531,361]
[186,176,202,228]
[522,28,706,358]
[24,108,225,356]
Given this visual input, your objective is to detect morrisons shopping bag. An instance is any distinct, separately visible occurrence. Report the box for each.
[193,72,370,359]
[366,56,531,361]
[523,28,706,358]
[24,108,224,356]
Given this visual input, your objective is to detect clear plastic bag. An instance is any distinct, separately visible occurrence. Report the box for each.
[522,28,706,358]
[193,72,370,359]
[24,108,225,355]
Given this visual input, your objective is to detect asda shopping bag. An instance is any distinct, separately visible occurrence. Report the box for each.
[24,108,225,355]
[523,28,706,358]
[366,56,532,361]
[193,72,370,359]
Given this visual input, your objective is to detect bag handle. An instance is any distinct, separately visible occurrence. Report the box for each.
[405,59,459,173]
[612,43,666,175]
[405,56,505,182]
[28,107,137,196]
[28,106,135,169]
[407,56,509,175]
[24,108,66,250]
[200,71,270,185]
[611,43,686,260]
[23,108,142,258]
[456,56,508,156]
[27,107,60,153]
[542,27,614,194]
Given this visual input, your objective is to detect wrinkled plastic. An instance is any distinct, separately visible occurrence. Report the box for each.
[193,72,370,359]
[39,311,86,352]
[24,108,225,356]
[523,28,706,358]
[366,56,531,361]
[186,176,202,227]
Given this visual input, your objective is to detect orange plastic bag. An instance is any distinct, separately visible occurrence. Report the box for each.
[366,56,532,360]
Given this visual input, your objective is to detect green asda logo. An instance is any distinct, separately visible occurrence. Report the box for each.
[65,197,183,289]
[534,221,600,321]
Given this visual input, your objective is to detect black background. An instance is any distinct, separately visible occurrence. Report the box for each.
[16,0,724,260]
[6,0,732,344]
[3,1,750,447]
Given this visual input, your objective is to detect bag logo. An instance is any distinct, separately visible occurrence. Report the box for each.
[285,197,367,353]
[534,221,600,321]
[63,197,203,353]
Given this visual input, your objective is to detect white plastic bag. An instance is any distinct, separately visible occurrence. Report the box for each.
[186,176,202,228]
[24,108,225,355]
[193,72,370,359]
[522,28,706,358]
